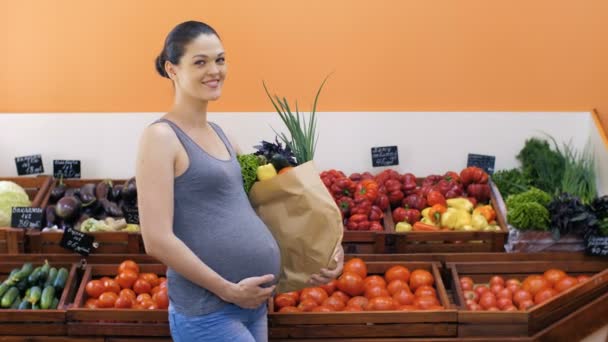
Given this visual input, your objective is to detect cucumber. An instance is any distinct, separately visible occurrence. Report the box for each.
[10,296,21,309]
[8,263,33,285]
[25,287,31,298]
[15,278,28,293]
[50,297,59,310]
[1,287,19,308]
[39,261,51,283]
[28,266,43,285]
[0,283,9,298]
[40,286,55,309]
[32,302,40,310]
[18,300,31,310]
[53,268,68,293]
[8,268,20,278]
[28,286,42,305]
[44,268,58,288]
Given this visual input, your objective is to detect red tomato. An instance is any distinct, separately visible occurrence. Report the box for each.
[283,291,300,303]
[103,279,121,294]
[118,260,140,275]
[98,292,119,308]
[487,307,500,312]
[387,280,409,295]
[409,269,434,291]
[343,305,363,312]
[153,289,169,309]
[554,277,579,293]
[397,305,418,311]
[392,289,416,306]
[385,265,410,283]
[343,258,367,279]
[518,299,535,311]
[414,285,436,298]
[300,287,329,306]
[489,276,505,287]
[414,295,440,310]
[278,306,300,313]
[366,296,396,311]
[505,278,521,287]
[506,283,521,294]
[496,297,513,310]
[136,293,152,304]
[320,280,337,296]
[116,270,138,290]
[474,285,490,297]
[114,295,133,309]
[84,298,99,309]
[311,305,334,312]
[274,294,297,309]
[365,285,390,299]
[347,296,369,309]
[468,303,483,311]
[85,280,105,299]
[479,294,497,310]
[331,291,351,304]
[322,296,346,311]
[490,284,504,295]
[461,281,473,291]
[497,288,512,300]
[522,275,550,296]
[139,273,160,288]
[503,305,518,312]
[297,299,318,312]
[120,288,136,301]
[513,290,533,306]
[460,277,474,285]
[363,275,387,289]
[534,288,557,305]
[337,272,365,297]
[133,279,152,295]
[543,269,567,286]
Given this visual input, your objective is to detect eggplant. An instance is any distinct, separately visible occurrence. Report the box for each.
[44,205,57,228]
[100,199,123,217]
[82,200,100,217]
[121,178,137,203]
[79,183,96,204]
[55,196,81,222]
[110,184,123,202]
[95,180,112,200]
[65,188,77,198]
[50,178,66,203]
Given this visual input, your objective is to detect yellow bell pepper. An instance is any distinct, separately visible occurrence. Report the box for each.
[395,221,413,232]
[256,164,277,181]
[473,205,496,222]
[471,213,489,231]
[446,198,474,213]
[420,217,439,227]
[440,207,472,230]
[421,207,431,220]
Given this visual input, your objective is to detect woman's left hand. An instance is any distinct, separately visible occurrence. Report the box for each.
[308,244,344,286]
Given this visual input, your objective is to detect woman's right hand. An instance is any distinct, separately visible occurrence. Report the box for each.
[224,274,276,309]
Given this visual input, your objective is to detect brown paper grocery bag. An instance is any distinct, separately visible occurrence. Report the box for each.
[249,161,344,293]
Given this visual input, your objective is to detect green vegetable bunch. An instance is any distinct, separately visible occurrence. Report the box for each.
[517,138,564,194]
[491,168,530,198]
[506,187,552,231]
[237,154,260,194]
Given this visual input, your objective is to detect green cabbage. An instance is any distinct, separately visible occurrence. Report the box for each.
[0,191,31,226]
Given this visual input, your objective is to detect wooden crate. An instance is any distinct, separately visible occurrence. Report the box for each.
[0,261,79,336]
[0,227,25,254]
[268,261,457,339]
[29,178,144,254]
[342,230,379,254]
[376,190,508,253]
[448,260,608,337]
[67,263,169,337]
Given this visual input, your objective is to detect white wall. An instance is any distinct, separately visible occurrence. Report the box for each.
[0,111,604,195]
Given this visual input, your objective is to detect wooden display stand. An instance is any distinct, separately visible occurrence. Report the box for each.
[0,261,79,336]
[449,260,608,337]
[67,264,169,337]
[268,261,457,339]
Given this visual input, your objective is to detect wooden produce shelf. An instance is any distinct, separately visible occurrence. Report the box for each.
[449,260,608,337]
[67,264,169,337]
[268,261,457,339]
[0,261,79,336]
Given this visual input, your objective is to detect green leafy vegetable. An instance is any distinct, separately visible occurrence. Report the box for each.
[491,168,530,198]
[548,138,596,205]
[517,138,565,194]
[507,202,550,230]
[237,154,260,194]
[506,187,552,208]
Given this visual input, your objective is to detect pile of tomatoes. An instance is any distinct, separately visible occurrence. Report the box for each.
[460,269,591,312]
[274,258,444,313]
[83,260,168,310]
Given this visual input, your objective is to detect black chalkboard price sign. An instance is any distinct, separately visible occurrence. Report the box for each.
[15,154,44,175]
[60,227,96,256]
[123,206,140,224]
[467,153,496,175]
[53,160,81,179]
[11,207,44,229]
[371,146,399,167]
[585,236,608,257]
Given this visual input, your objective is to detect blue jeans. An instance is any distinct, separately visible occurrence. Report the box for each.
[169,302,268,342]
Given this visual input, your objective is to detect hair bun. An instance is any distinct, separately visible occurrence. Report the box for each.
[155,53,169,78]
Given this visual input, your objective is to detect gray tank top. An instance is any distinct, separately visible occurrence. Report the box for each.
[153,118,281,316]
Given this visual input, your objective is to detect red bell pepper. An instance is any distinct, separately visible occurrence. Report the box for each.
[460,167,489,186]
[427,190,447,207]
[401,173,418,192]
[388,190,405,206]
[369,206,384,221]
[332,177,356,198]
[402,194,428,211]
[347,213,369,231]
[361,172,374,180]
[351,198,372,216]
[374,193,390,211]
[445,184,464,199]
[355,179,379,202]
[467,183,491,203]
[385,179,402,192]
[444,171,460,183]
[336,196,354,218]
[349,173,362,182]
[422,175,443,187]
[369,221,384,231]
[403,208,421,224]
[392,207,407,223]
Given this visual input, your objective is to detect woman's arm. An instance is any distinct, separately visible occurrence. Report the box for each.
[136,124,275,309]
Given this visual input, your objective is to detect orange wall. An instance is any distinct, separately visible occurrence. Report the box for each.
[1,0,607,131]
